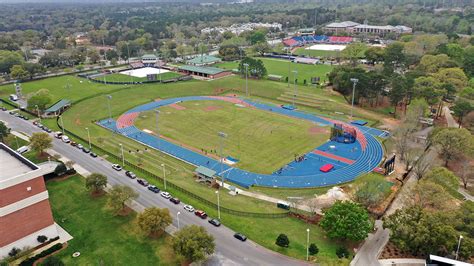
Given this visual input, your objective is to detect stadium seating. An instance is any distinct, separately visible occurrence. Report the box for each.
[282,35,353,47]
[97,96,385,188]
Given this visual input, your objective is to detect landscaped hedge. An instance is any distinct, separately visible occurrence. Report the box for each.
[19,243,62,266]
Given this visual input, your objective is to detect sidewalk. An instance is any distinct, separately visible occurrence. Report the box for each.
[443,106,459,128]
[350,220,389,266]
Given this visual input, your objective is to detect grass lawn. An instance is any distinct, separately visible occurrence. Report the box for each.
[134,100,328,174]
[47,175,177,265]
[215,57,334,83]
[105,72,182,83]
[293,47,341,58]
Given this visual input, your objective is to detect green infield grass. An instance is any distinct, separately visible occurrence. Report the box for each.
[47,175,177,265]
[134,100,329,174]
[293,47,341,58]
[215,57,334,83]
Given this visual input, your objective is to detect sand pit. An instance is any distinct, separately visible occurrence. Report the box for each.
[169,103,186,110]
[308,126,329,135]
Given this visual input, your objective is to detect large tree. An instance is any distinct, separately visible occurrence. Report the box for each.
[27,89,52,111]
[320,201,372,241]
[136,207,172,237]
[30,132,52,155]
[463,46,474,77]
[85,173,108,195]
[172,225,215,263]
[0,121,10,143]
[342,43,367,66]
[452,99,473,127]
[238,57,267,79]
[432,128,472,166]
[10,65,29,81]
[0,50,24,73]
[107,185,138,216]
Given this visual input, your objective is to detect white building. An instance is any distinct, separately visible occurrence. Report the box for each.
[201,22,282,35]
[324,21,412,35]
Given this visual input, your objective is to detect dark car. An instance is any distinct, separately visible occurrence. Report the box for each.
[33,121,39,125]
[90,152,98,158]
[233,233,247,241]
[0,106,7,111]
[9,111,15,115]
[82,148,90,153]
[148,185,160,193]
[169,197,180,204]
[22,116,29,120]
[70,141,77,147]
[194,210,208,219]
[125,171,137,179]
[137,179,149,187]
[44,128,52,133]
[208,218,221,227]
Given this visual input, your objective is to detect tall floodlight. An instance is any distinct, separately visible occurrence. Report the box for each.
[106,95,112,123]
[350,78,359,119]
[243,63,249,97]
[155,109,160,152]
[218,132,227,187]
[292,70,298,108]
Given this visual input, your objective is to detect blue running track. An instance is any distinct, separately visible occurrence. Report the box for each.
[97,96,385,188]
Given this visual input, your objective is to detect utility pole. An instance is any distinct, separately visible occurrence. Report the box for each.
[292,70,298,108]
[243,63,249,97]
[218,132,227,187]
[106,95,112,123]
[155,109,160,152]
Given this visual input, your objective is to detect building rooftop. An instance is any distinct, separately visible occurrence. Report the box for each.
[44,99,71,113]
[0,143,37,181]
[178,65,227,75]
[195,166,216,177]
[325,21,360,28]
[142,54,157,59]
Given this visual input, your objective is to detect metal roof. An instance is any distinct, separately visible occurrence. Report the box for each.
[325,21,360,28]
[44,99,71,113]
[195,166,216,177]
[178,65,227,75]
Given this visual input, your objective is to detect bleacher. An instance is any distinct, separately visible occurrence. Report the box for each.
[282,35,353,47]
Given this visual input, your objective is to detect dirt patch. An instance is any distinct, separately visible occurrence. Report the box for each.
[154,98,162,102]
[74,118,82,126]
[169,103,186,110]
[308,126,329,135]
[117,206,133,216]
[90,190,106,198]
[379,242,419,259]
[204,106,221,112]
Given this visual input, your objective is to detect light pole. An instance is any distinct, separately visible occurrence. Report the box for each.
[85,127,91,150]
[218,132,227,187]
[59,115,65,135]
[119,143,124,166]
[287,48,291,88]
[161,163,167,190]
[106,95,112,123]
[455,235,463,260]
[306,228,310,261]
[292,70,298,108]
[177,211,181,230]
[350,78,359,120]
[35,105,41,123]
[215,190,221,220]
[243,63,249,97]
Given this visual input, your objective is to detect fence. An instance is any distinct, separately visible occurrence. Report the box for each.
[56,118,289,219]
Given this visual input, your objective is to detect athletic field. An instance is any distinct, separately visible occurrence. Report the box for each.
[105,72,182,83]
[134,100,328,174]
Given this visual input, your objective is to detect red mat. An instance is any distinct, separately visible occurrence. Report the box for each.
[320,164,334,172]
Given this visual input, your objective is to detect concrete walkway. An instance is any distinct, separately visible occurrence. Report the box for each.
[443,106,459,128]
[379,258,425,265]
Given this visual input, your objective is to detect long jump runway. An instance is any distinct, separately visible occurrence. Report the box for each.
[98,96,385,188]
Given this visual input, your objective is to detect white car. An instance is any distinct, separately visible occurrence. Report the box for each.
[77,144,84,149]
[184,205,195,212]
[112,164,122,171]
[61,135,70,143]
[160,191,171,199]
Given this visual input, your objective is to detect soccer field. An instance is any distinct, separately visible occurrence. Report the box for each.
[105,72,182,83]
[134,100,329,174]
[215,57,334,83]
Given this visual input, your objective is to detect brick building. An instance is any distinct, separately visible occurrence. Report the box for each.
[0,143,59,259]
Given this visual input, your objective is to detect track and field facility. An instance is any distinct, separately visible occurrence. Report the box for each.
[98,95,385,188]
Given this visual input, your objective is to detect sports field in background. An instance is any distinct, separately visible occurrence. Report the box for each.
[134,100,329,174]
[215,57,334,83]
[105,72,182,82]
[293,47,341,58]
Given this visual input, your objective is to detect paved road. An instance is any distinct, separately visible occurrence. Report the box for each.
[443,106,459,128]
[350,220,389,266]
[0,111,309,266]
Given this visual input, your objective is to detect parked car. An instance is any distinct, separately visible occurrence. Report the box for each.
[61,135,70,143]
[183,205,195,212]
[160,191,171,199]
[43,127,52,133]
[194,210,208,219]
[169,197,180,204]
[32,121,38,125]
[112,164,122,171]
[148,185,160,193]
[82,148,90,153]
[16,146,30,154]
[208,218,221,227]
[137,179,149,187]
[77,144,84,149]
[9,111,15,115]
[22,116,29,120]
[233,233,247,241]
[54,132,63,138]
[70,141,77,147]
[125,171,137,179]
[0,106,7,111]
[90,152,98,158]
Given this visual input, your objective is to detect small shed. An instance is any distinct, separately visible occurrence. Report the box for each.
[43,99,71,117]
[195,166,216,182]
